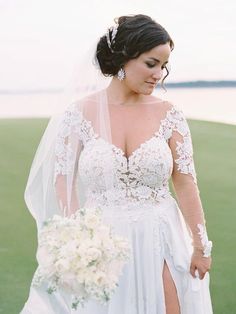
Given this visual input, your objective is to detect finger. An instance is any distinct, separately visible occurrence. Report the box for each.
[201,270,210,280]
[198,269,205,280]
[190,264,196,278]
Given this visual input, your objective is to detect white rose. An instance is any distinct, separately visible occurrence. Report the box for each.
[90,271,107,286]
[91,234,102,247]
[84,212,101,229]
[77,268,93,283]
[86,247,102,262]
[37,247,55,276]
[55,258,71,273]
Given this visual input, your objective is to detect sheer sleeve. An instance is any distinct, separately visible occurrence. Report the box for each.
[53,105,83,217]
[168,107,212,257]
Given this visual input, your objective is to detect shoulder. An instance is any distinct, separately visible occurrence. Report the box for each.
[72,91,99,110]
[61,91,101,125]
[145,95,183,121]
[154,98,185,120]
[145,95,176,111]
[150,99,190,138]
[59,92,99,129]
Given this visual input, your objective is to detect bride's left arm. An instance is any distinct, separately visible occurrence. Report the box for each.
[168,108,212,279]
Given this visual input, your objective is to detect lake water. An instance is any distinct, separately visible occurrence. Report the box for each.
[0,87,236,125]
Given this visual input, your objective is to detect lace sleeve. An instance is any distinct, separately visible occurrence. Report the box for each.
[54,105,84,217]
[168,107,212,257]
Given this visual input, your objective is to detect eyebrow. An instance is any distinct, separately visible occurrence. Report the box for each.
[148,58,169,64]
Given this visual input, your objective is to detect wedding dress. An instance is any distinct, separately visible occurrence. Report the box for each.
[21,99,213,314]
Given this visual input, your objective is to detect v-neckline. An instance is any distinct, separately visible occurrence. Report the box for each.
[81,106,175,161]
[105,132,161,161]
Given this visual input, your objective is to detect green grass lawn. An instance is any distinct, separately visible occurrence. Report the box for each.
[0,118,235,314]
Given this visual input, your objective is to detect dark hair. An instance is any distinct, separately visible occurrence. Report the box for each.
[96,14,174,85]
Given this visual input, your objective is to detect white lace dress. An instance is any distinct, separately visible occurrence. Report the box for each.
[21,105,213,314]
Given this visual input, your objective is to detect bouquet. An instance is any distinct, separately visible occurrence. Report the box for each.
[32,207,131,309]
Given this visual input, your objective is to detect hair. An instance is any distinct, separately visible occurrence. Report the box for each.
[96,14,174,86]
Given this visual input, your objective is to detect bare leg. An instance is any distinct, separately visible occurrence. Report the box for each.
[162,260,180,314]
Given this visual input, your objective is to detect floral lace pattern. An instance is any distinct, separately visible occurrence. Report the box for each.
[159,107,197,183]
[54,104,98,184]
[197,224,213,257]
[54,104,197,196]
[79,135,173,207]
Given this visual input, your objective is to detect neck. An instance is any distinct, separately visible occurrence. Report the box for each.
[106,77,144,106]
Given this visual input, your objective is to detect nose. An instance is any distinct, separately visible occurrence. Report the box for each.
[152,68,163,81]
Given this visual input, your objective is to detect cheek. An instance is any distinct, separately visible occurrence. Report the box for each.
[126,64,149,81]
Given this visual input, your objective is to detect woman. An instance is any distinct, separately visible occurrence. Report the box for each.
[21,14,213,313]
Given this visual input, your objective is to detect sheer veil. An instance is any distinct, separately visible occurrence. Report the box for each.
[24,1,159,232]
[24,41,115,232]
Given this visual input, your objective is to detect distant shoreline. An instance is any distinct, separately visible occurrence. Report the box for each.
[165,80,236,88]
[0,80,236,94]
[1,87,236,125]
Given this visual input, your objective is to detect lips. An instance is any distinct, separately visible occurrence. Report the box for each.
[145,81,157,86]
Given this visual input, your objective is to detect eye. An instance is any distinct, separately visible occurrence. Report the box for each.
[146,62,156,68]
[146,61,167,70]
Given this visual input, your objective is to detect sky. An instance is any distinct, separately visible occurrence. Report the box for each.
[0,0,235,90]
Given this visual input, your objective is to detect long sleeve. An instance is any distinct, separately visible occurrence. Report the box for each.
[53,105,83,217]
[168,107,212,257]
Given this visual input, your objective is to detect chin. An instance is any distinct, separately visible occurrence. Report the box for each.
[142,89,154,96]
[134,86,154,96]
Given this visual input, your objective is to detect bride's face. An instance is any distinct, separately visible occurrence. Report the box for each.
[123,43,171,95]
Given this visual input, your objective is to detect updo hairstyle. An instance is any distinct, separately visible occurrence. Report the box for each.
[96,14,174,83]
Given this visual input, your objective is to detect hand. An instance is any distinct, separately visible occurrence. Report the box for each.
[190,249,212,280]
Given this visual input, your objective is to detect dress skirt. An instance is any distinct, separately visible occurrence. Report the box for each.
[21,195,213,314]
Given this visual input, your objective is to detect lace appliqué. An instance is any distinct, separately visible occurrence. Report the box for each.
[175,136,196,183]
[54,105,97,184]
[159,107,197,183]
[197,223,213,257]
[79,132,173,209]
[87,186,170,210]
[54,105,197,209]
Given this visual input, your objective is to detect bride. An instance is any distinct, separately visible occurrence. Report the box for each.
[21,14,213,314]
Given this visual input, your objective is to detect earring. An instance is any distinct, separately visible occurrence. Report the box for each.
[117,68,126,81]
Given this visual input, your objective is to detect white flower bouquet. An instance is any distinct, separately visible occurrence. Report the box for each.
[32,207,131,309]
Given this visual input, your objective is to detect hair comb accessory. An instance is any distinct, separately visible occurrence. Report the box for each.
[106,24,118,52]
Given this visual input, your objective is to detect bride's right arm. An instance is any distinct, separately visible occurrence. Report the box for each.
[53,106,82,217]
[54,166,80,217]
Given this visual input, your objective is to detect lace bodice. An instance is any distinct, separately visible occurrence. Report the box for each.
[53,104,212,256]
[79,134,173,206]
[55,105,196,206]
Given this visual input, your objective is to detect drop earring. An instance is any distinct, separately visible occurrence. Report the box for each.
[117,68,126,81]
